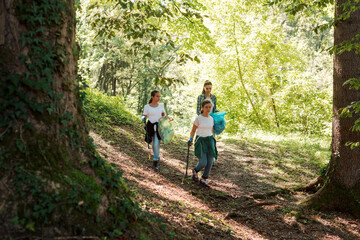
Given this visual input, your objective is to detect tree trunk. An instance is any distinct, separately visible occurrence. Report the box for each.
[233,21,263,127]
[304,0,360,216]
[0,0,138,237]
[264,58,280,128]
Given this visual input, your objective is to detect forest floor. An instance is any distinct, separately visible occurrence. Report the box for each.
[90,123,360,240]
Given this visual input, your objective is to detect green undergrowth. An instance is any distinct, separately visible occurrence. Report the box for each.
[83,89,137,127]
[0,128,145,238]
[82,89,177,239]
[243,131,331,168]
[82,88,145,143]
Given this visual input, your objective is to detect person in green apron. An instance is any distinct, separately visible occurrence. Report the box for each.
[188,99,218,187]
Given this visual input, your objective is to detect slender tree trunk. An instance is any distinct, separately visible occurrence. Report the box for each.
[269,87,280,128]
[264,58,280,128]
[112,78,116,96]
[233,21,263,127]
[304,0,360,216]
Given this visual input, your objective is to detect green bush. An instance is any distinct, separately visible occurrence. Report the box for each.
[83,89,137,126]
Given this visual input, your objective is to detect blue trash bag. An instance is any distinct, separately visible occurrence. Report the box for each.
[158,117,175,144]
[210,111,226,135]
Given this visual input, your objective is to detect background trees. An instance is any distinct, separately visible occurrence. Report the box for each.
[78,0,334,136]
[268,0,360,216]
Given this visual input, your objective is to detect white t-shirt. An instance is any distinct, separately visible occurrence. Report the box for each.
[143,103,165,123]
[194,115,214,137]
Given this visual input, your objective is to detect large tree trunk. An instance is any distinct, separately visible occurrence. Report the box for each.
[0,0,138,237]
[304,0,360,216]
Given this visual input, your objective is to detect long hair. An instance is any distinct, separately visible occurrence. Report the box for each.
[148,90,160,104]
[200,99,212,114]
[201,80,212,94]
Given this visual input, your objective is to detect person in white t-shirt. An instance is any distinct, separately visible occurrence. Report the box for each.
[188,99,218,187]
[141,90,172,172]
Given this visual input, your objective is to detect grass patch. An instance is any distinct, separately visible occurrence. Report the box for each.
[222,131,330,186]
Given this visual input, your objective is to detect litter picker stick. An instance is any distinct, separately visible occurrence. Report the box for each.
[182,142,191,184]
[144,122,151,160]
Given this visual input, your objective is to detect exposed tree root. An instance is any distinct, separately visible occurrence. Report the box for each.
[300,180,360,218]
[239,201,277,209]
[292,176,325,193]
[250,176,325,201]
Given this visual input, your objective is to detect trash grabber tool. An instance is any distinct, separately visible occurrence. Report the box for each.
[144,122,151,161]
[182,142,191,184]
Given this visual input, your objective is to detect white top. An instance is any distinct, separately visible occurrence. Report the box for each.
[143,103,165,123]
[194,115,214,137]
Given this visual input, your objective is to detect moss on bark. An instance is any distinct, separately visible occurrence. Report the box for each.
[301,179,360,217]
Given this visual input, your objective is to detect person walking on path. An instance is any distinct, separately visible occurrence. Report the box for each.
[142,90,172,172]
[196,80,219,115]
[188,99,218,187]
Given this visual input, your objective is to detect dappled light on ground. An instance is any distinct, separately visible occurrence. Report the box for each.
[90,125,360,240]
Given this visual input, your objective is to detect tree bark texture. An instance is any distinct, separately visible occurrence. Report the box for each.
[0,0,138,237]
[1,0,86,139]
[305,0,360,216]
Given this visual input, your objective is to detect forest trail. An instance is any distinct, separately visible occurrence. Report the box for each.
[90,124,360,240]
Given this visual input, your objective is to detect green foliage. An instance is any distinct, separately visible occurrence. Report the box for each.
[2,135,141,235]
[77,0,214,114]
[268,0,360,142]
[83,88,136,126]
[174,0,333,136]
[76,0,334,138]
[331,34,360,55]
[266,0,334,16]
[340,78,360,149]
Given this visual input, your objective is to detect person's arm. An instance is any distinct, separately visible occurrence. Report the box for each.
[188,117,199,145]
[159,104,168,120]
[190,124,198,140]
[142,105,148,122]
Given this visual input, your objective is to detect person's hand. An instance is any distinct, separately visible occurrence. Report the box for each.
[167,115,174,121]
[141,116,147,123]
[187,138,193,147]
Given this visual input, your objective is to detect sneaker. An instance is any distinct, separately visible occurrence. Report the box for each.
[192,169,199,182]
[200,179,210,188]
[152,161,159,172]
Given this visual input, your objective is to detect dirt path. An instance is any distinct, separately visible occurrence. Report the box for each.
[90,125,360,240]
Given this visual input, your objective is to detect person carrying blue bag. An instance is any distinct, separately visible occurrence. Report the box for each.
[196,80,219,115]
[211,111,226,135]
[188,99,218,188]
[196,80,226,135]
